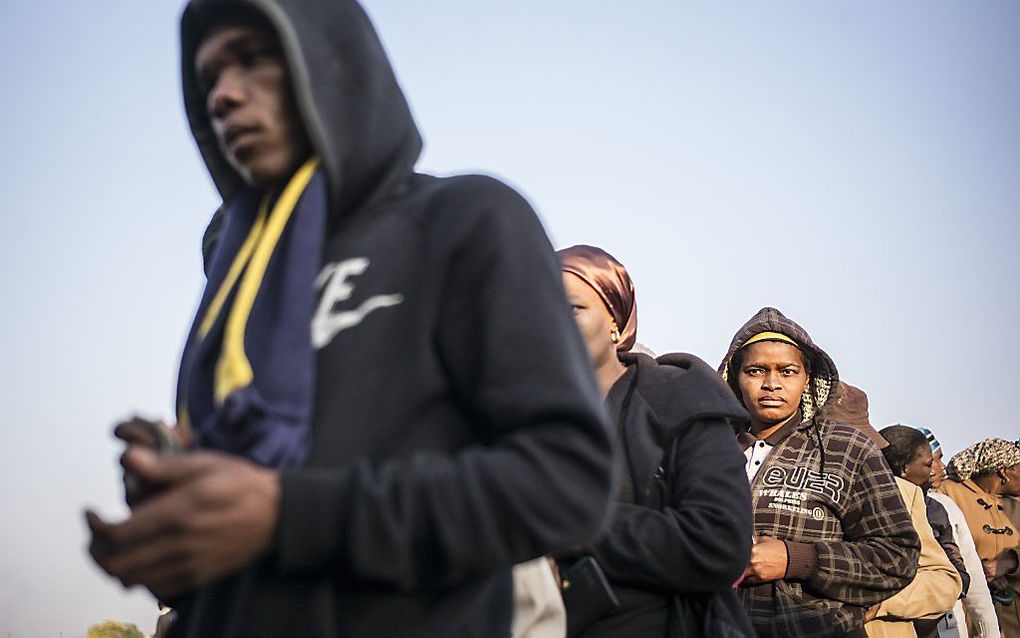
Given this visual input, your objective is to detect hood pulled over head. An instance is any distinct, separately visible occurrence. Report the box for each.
[180,0,422,217]
[718,307,838,423]
[558,245,637,352]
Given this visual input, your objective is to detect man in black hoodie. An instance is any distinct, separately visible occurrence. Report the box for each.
[86,2,614,636]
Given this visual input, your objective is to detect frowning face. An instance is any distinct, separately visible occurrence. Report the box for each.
[930,448,946,489]
[1001,463,1020,497]
[901,444,934,490]
[737,341,809,430]
[195,19,312,189]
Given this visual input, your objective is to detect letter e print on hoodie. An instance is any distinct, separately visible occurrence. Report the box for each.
[312,258,404,349]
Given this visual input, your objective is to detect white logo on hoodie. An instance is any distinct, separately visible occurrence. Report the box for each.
[312,258,403,349]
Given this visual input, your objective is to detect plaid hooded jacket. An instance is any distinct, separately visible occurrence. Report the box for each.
[720,308,920,637]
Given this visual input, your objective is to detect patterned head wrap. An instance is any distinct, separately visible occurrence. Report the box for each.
[912,425,941,454]
[558,245,637,352]
[947,437,1020,482]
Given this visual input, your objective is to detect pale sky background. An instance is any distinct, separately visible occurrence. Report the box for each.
[1,1,1018,635]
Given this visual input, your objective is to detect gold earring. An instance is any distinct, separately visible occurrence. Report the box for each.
[610,328,620,344]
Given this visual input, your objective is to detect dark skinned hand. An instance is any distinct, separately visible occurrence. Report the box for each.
[864,603,881,622]
[114,418,192,508]
[86,446,279,600]
[546,555,562,589]
[983,550,1019,581]
[114,418,191,449]
[743,536,788,585]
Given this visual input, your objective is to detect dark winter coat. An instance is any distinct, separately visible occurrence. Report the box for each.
[575,352,753,636]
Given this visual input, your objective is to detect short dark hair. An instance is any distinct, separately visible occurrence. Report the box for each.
[879,425,928,475]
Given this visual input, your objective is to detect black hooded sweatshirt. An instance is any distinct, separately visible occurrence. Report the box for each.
[173,1,614,636]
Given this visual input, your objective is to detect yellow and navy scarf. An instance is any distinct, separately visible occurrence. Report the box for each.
[176,158,324,467]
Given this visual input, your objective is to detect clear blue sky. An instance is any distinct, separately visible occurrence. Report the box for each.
[1,1,1018,635]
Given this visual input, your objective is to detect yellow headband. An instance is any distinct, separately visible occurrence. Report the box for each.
[743,331,799,349]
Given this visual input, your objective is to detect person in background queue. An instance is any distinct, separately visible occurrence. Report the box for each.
[882,426,970,593]
[84,2,616,636]
[918,427,1001,638]
[869,425,963,638]
[718,307,919,638]
[917,427,948,488]
[816,380,889,449]
[557,245,753,637]
[939,438,1020,636]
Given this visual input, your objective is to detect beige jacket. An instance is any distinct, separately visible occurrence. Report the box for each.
[867,478,963,638]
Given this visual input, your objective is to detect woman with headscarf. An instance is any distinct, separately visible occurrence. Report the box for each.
[556,245,754,637]
[919,427,1001,638]
[937,438,1020,635]
[718,307,919,637]
[873,425,963,638]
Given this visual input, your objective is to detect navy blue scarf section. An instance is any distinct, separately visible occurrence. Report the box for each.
[176,166,327,468]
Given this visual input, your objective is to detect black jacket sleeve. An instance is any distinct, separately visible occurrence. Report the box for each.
[927,497,971,595]
[276,177,615,591]
[590,417,753,592]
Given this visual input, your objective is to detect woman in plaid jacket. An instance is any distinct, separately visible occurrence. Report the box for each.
[719,307,920,637]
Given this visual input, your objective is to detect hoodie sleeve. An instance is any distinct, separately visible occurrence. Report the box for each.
[590,417,753,592]
[789,446,921,606]
[276,176,615,590]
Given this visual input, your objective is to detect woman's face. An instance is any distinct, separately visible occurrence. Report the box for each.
[930,448,945,490]
[1001,463,1020,497]
[737,341,809,427]
[562,273,617,369]
[901,444,935,489]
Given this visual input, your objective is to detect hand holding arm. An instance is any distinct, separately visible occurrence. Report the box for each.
[743,537,789,585]
[982,549,1019,581]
